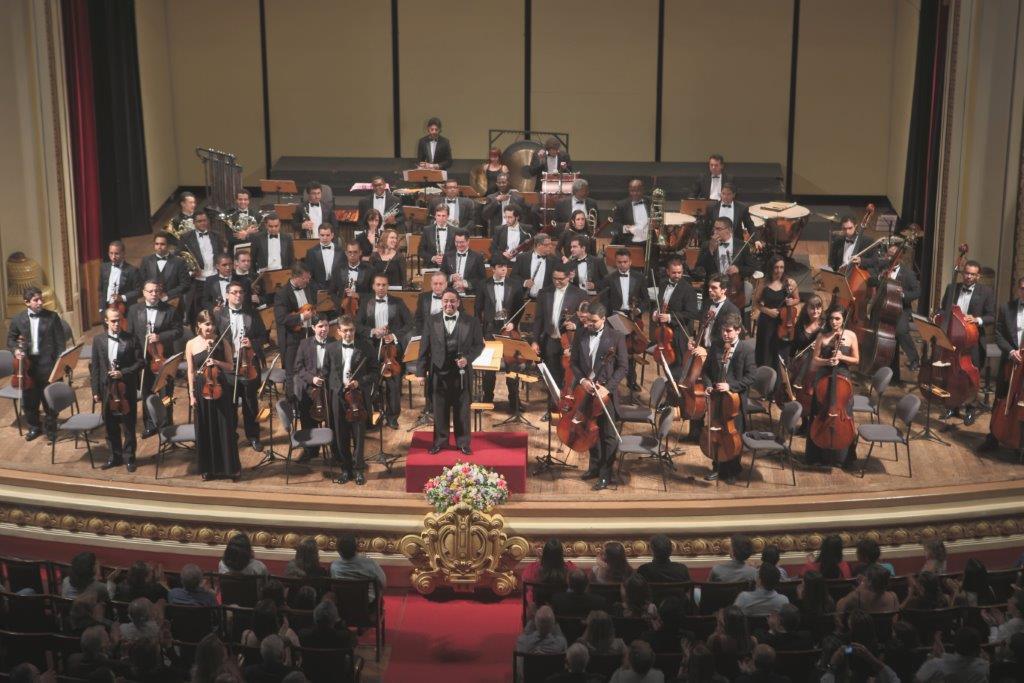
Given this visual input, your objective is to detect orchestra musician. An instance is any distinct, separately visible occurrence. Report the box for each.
[697,274,742,348]
[652,257,701,378]
[558,211,596,259]
[98,240,141,317]
[90,307,143,472]
[417,117,453,170]
[335,240,374,302]
[490,207,532,263]
[828,216,877,272]
[200,255,240,313]
[293,316,338,464]
[356,274,412,429]
[566,233,607,292]
[417,290,485,455]
[356,176,401,226]
[216,282,268,452]
[355,208,385,258]
[274,262,316,399]
[874,240,921,381]
[251,213,295,274]
[427,179,476,231]
[791,295,824,431]
[305,223,342,295]
[751,255,800,370]
[531,264,586,399]
[181,212,226,325]
[232,250,261,312]
[414,272,451,418]
[139,233,190,304]
[7,287,66,442]
[554,179,598,225]
[478,256,525,408]
[325,315,377,485]
[690,154,735,200]
[571,303,628,491]
[696,217,760,283]
[696,312,756,484]
[296,181,337,237]
[937,259,996,425]
[225,189,262,252]
[613,180,651,247]
[441,230,486,296]
[419,204,457,267]
[126,280,182,438]
[186,310,241,481]
[981,275,1024,451]
[368,228,407,288]
[805,304,860,469]
[515,233,558,299]
[482,173,531,231]
[171,191,198,229]
[481,147,510,195]
[704,183,756,244]
[528,137,573,177]
[599,249,647,391]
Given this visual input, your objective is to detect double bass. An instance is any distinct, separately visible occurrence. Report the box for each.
[557,345,617,453]
[836,203,877,327]
[677,309,714,420]
[556,305,581,414]
[989,357,1024,451]
[809,322,857,451]
[651,273,676,366]
[699,341,743,465]
[858,229,920,375]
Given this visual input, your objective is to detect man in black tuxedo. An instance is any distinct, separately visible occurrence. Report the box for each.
[611,179,652,248]
[698,312,756,484]
[201,254,240,313]
[293,317,338,466]
[515,234,558,299]
[690,153,735,200]
[440,231,486,297]
[478,257,525,407]
[938,259,997,424]
[181,212,226,324]
[554,179,598,225]
[531,265,587,396]
[98,241,141,317]
[357,176,402,226]
[232,250,262,312]
[126,280,183,438]
[489,207,532,264]
[419,204,457,268]
[704,183,756,244]
[598,249,647,391]
[8,287,67,441]
[170,191,198,230]
[571,303,629,490]
[139,233,190,304]
[323,315,377,484]
[872,242,921,382]
[983,276,1024,450]
[90,307,143,472]
[481,173,531,230]
[216,282,268,451]
[695,275,741,348]
[417,290,485,454]
[416,117,453,170]
[274,263,316,399]
[224,189,262,252]
[427,179,476,231]
[251,213,295,273]
[356,274,412,429]
[528,137,573,178]
[696,217,760,287]
[413,272,451,418]
[827,216,877,272]
[296,181,336,238]
[566,235,606,293]
[332,240,374,308]
[304,224,342,295]
[652,258,701,380]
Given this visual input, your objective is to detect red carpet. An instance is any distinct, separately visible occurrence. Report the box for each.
[405,431,529,493]
[384,592,520,682]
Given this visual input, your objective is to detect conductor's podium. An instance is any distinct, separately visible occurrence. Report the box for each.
[405,431,529,493]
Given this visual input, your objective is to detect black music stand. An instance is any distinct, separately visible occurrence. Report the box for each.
[369,355,400,473]
[532,362,577,476]
[404,337,433,426]
[910,315,952,445]
[252,353,287,467]
[493,336,540,429]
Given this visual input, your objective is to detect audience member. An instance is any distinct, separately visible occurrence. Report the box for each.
[577,610,626,656]
[109,560,169,604]
[127,635,184,682]
[297,599,357,650]
[707,606,756,679]
[243,634,298,682]
[836,564,899,615]
[956,558,999,607]
[614,574,658,620]
[167,563,217,607]
[709,534,757,583]
[7,663,54,683]
[522,538,578,604]
[851,538,895,577]
[282,673,310,683]
[735,644,788,683]
[120,597,161,643]
[67,591,118,640]
[285,537,328,579]
[637,534,691,583]
[734,564,790,617]
[843,609,881,656]
[191,633,239,683]
[544,642,605,683]
[758,545,789,580]
[62,551,107,599]
[682,642,729,683]
[800,534,851,579]
[66,625,130,678]
[218,532,269,577]
[592,541,634,584]
[795,570,835,624]
[755,604,813,651]
[914,626,989,682]
[517,605,568,654]
[819,641,899,682]
[988,631,1024,681]
[643,596,690,654]
[902,571,952,610]
[551,569,610,617]
[983,593,1024,643]
[609,639,663,683]
[329,533,387,602]
[260,579,287,609]
[241,599,300,656]
[921,539,948,575]
[289,585,318,611]
[882,621,924,683]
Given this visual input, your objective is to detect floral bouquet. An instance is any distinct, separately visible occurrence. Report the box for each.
[423,462,510,512]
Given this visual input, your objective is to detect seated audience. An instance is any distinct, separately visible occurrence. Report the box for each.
[243,634,298,682]
[67,591,118,639]
[127,635,184,683]
[988,631,1024,681]
[836,565,898,615]
[522,538,577,604]
[545,642,605,683]
[707,606,756,679]
[819,641,899,682]
[800,534,851,579]
[735,644,788,683]
[191,633,241,683]
[914,626,989,682]
[709,534,757,583]
[289,585,318,611]
[643,596,690,654]
[260,579,287,609]
[577,610,626,656]
[920,539,948,575]
[285,537,328,579]
[902,571,953,610]
[795,570,835,624]
[109,560,169,603]
[955,557,999,606]
[755,604,814,651]
[758,545,789,581]
[614,574,658,620]
[843,609,882,657]
[637,534,691,583]
[734,564,790,617]
[167,563,217,607]
[241,599,300,658]
[219,532,269,577]
[62,551,107,599]
[297,599,357,650]
[681,642,729,682]
[609,639,663,683]
[66,625,130,678]
[120,597,161,643]
[592,541,634,584]
[551,569,610,617]
[882,621,924,683]
[983,593,1024,643]
[330,532,387,603]
[851,538,895,577]
[517,605,568,654]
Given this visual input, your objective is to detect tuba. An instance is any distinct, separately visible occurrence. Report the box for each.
[163,217,201,275]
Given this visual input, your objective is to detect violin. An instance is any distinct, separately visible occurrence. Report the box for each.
[557,344,616,452]
[776,280,798,342]
[309,369,329,423]
[699,340,743,463]
[236,324,259,382]
[379,327,401,379]
[508,221,557,259]
[109,282,129,332]
[290,303,316,333]
[199,339,224,401]
[809,323,857,451]
[342,358,368,423]
[989,356,1024,450]
[145,321,166,375]
[11,336,33,390]
[106,360,131,417]
[341,277,360,318]
[677,310,714,420]
[712,235,753,312]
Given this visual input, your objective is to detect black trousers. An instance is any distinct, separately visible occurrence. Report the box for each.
[432,368,472,448]
[22,364,55,432]
[103,400,138,460]
[541,337,566,392]
[330,394,366,472]
[481,369,520,408]
[281,336,303,399]
[586,406,619,479]
[692,410,744,478]
[381,374,402,418]
[227,376,261,439]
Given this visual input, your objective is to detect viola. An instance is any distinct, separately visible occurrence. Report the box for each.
[989,358,1024,450]
[108,282,129,332]
[341,357,368,423]
[145,321,166,375]
[379,328,401,379]
[557,345,616,452]
[290,303,316,333]
[11,336,33,390]
[237,340,258,381]
[699,341,743,463]
[200,341,224,401]
[653,277,676,366]
[106,360,131,417]
[809,328,857,451]
[309,369,329,423]
[677,310,715,420]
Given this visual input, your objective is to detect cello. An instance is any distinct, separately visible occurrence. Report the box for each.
[651,273,676,366]
[858,229,919,375]
[677,309,715,420]
[809,319,857,452]
[625,297,650,357]
[556,305,583,414]
[699,341,743,466]
[989,357,1024,451]
[556,345,618,453]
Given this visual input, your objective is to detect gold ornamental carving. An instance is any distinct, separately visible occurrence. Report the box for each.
[399,503,529,596]
[5,252,61,316]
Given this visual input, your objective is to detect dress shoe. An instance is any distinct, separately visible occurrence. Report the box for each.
[963,407,977,426]
[940,408,959,421]
[296,451,315,464]
[101,458,124,471]
[580,469,600,481]
[628,381,642,392]
[428,445,443,455]
[703,471,720,482]
[141,427,158,439]
[460,446,472,456]
[592,478,610,491]
[25,428,41,442]
[540,413,550,422]
[249,439,264,452]
[908,360,921,372]
[978,435,1000,452]
[355,472,366,486]
[387,418,399,429]
[723,475,737,485]
[333,471,351,484]
[126,457,137,473]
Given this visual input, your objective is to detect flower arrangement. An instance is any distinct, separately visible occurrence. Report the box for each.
[423,462,510,512]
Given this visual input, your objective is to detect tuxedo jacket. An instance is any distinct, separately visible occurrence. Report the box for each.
[513,253,558,293]
[417,135,453,170]
[418,223,458,263]
[490,225,534,262]
[139,254,190,301]
[940,282,997,330]
[357,192,402,223]
[477,276,526,335]
[180,230,226,274]
[294,336,331,397]
[481,192,531,229]
[295,201,337,234]
[554,196,599,225]
[528,151,573,177]
[705,200,755,243]
[440,250,487,295]
[251,232,295,272]
[330,261,374,298]
[90,330,143,398]
[698,299,742,346]
[355,295,412,343]
[613,198,651,232]
[657,278,701,323]
[995,299,1024,359]
[427,196,476,230]
[531,286,588,341]
[828,234,878,272]
[701,338,757,393]
[567,255,608,292]
[125,301,183,356]
[417,312,485,375]
[214,307,268,365]
[569,325,629,410]
[201,275,251,313]
[98,262,141,313]
[598,270,647,314]
[7,309,67,370]
[557,229,596,258]
[304,242,345,291]
[414,291,446,334]
[695,239,759,280]
[323,337,377,394]
[691,171,736,199]
[273,282,317,349]
[224,208,262,249]
[879,266,920,311]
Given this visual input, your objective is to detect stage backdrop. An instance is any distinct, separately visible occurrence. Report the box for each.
[135,0,919,212]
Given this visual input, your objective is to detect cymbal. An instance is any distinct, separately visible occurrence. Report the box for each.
[815,212,840,223]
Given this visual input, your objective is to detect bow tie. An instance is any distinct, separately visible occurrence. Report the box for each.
[230,309,243,315]
[268,234,279,239]
[721,243,732,250]
[28,313,39,318]
[633,201,644,206]
[589,329,601,337]
[962,286,974,293]
[321,245,332,250]
[309,203,320,208]
[845,238,856,244]
[219,277,230,282]
[433,295,442,300]
[341,343,353,348]
[376,298,387,303]
[315,340,327,347]
[445,316,457,322]
[721,204,732,209]
[712,175,720,179]
[446,199,456,204]
[146,305,159,310]
[108,335,120,342]
[493,280,504,286]
[619,273,630,278]
[196,232,209,238]
[155,256,167,261]
[375,195,385,200]
[457,252,467,258]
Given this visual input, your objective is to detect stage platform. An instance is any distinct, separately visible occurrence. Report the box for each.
[270,156,785,204]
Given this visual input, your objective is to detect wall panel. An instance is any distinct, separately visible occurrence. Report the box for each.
[886,0,920,215]
[532,0,658,162]
[662,0,793,168]
[266,0,393,160]
[135,0,178,215]
[397,0,524,162]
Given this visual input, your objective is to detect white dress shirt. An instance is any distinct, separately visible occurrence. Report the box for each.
[572,198,587,215]
[617,272,631,311]
[445,199,460,224]
[588,328,603,378]
[308,204,323,229]
[346,265,360,289]
[315,338,327,370]
[195,232,216,279]
[374,297,390,330]
[530,254,547,298]
[266,236,283,270]
[228,307,245,344]
[429,139,437,162]
[718,203,735,224]
[435,226,449,253]
[28,313,40,354]
[341,343,353,383]
[956,285,975,312]
[718,241,733,273]
[1016,300,1024,347]
[320,244,335,276]
[107,265,122,301]
[551,286,568,337]
[373,194,386,216]
[704,301,725,345]
[663,282,677,306]
[444,312,458,335]
[710,175,723,200]
[631,202,649,243]
[454,250,469,279]
[145,305,158,327]
[546,155,558,173]
[576,259,588,288]
[493,280,506,313]
[218,277,230,302]
[155,256,166,273]
[293,287,308,308]
[430,294,443,315]
[107,335,120,366]
[506,225,521,252]
[842,238,857,267]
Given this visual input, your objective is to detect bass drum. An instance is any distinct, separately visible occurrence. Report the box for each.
[503,139,543,193]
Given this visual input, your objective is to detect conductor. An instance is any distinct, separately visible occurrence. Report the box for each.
[417,290,485,455]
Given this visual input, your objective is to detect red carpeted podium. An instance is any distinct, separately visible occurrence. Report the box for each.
[405,431,528,493]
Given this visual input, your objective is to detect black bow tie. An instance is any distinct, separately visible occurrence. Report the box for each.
[721,243,732,250]
[721,204,732,209]
[309,203,320,208]
[433,295,442,300]
[445,316,457,322]
[341,343,353,348]
[376,298,387,303]
[316,340,327,347]
[28,313,39,318]
[712,175,720,179]
[155,256,167,261]
[321,245,332,250]
[375,194,385,200]
[493,280,504,286]
[845,238,856,244]
[219,277,230,282]
[230,309,243,315]
[268,234,279,239]
[457,252,466,258]
[447,199,456,204]
[196,232,209,238]
[108,335,119,342]
[589,329,601,337]
[633,201,643,206]
[962,286,974,293]
[619,273,630,278]
[146,305,159,310]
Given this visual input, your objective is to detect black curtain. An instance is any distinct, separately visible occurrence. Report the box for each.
[86,0,150,241]
[902,0,948,312]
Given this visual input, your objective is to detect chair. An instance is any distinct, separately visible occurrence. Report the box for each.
[680,613,719,641]
[220,604,255,644]
[654,652,684,678]
[587,652,623,678]
[900,606,966,643]
[0,592,55,632]
[217,574,261,608]
[0,629,50,671]
[825,579,857,602]
[776,579,801,602]
[986,568,1021,602]
[742,400,802,487]
[615,407,676,491]
[869,610,899,644]
[165,604,220,641]
[648,581,693,604]
[887,574,910,602]
[774,649,821,681]
[586,583,622,606]
[514,651,565,683]
[43,383,103,468]
[555,616,584,643]
[617,376,668,426]
[856,393,920,478]
[0,350,24,436]
[852,366,893,423]
[331,578,385,662]
[611,616,647,643]
[0,556,52,594]
[285,607,315,632]
[277,399,334,483]
[698,581,751,614]
[298,646,360,683]
[743,365,777,429]
[48,632,82,674]
[146,395,196,479]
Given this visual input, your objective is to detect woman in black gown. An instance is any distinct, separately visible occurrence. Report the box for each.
[356,209,384,258]
[368,228,407,287]
[752,255,800,370]
[790,294,823,432]
[187,310,241,480]
[483,147,509,195]
[805,304,860,468]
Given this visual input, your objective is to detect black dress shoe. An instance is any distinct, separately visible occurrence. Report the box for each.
[723,475,737,485]
[428,445,443,455]
[249,439,264,452]
[334,471,351,484]
[940,408,959,420]
[581,469,599,481]
[141,427,158,439]
[978,435,1000,452]
[963,407,977,426]
[703,471,720,482]
[355,472,366,485]
[592,478,610,491]
[387,418,399,429]
[460,446,472,456]
[296,451,315,463]
[101,458,123,471]
[126,458,137,473]
[25,428,41,442]
[201,473,212,481]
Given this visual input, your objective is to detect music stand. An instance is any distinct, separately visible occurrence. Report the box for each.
[520,191,540,207]
[403,169,447,183]
[458,185,481,199]
[50,343,84,386]
[293,238,318,260]
[260,179,298,205]
[402,206,428,227]
[274,203,298,222]
[533,361,577,476]
[681,199,716,220]
[151,351,183,395]
[911,315,953,445]
[258,268,291,297]
[315,290,335,314]
[404,337,433,426]
[492,336,540,429]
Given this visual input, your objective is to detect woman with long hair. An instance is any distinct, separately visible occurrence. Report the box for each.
[186,310,240,480]
[219,532,269,577]
[369,228,407,287]
[356,208,385,258]
[805,303,860,468]
[707,606,755,679]
[751,254,800,370]
[521,538,577,604]
[576,610,626,656]
[483,147,510,195]
[796,569,836,624]
[285,537,327,579]
[801,533,852,579]
[592,541,634,584]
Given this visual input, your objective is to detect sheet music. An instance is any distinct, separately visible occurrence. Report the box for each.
[473,347,495,366]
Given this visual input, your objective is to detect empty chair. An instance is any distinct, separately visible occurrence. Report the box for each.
[742,400,802,487]
[856,393,921,478]
[617,376,668,427]
[276,398,334,483]
[743,365,777,429]
[146,395,196,478]
[0,349,24,435]
[615,406,675,491]
[0,556,51,594]
[852,366,893,423]
[44,382,103,468]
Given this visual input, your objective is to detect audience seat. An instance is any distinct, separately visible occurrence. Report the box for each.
[514,651,565,683]
[774,648,821,681]
[698,581,751,614]
[0,592,55,632]
[331,578,385,662]
[900,605,967,643]
[587,652,623,678]
[217,573,261,607]
[0,556,52,594]
[297,646,362,683]
[555,616,584,643]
